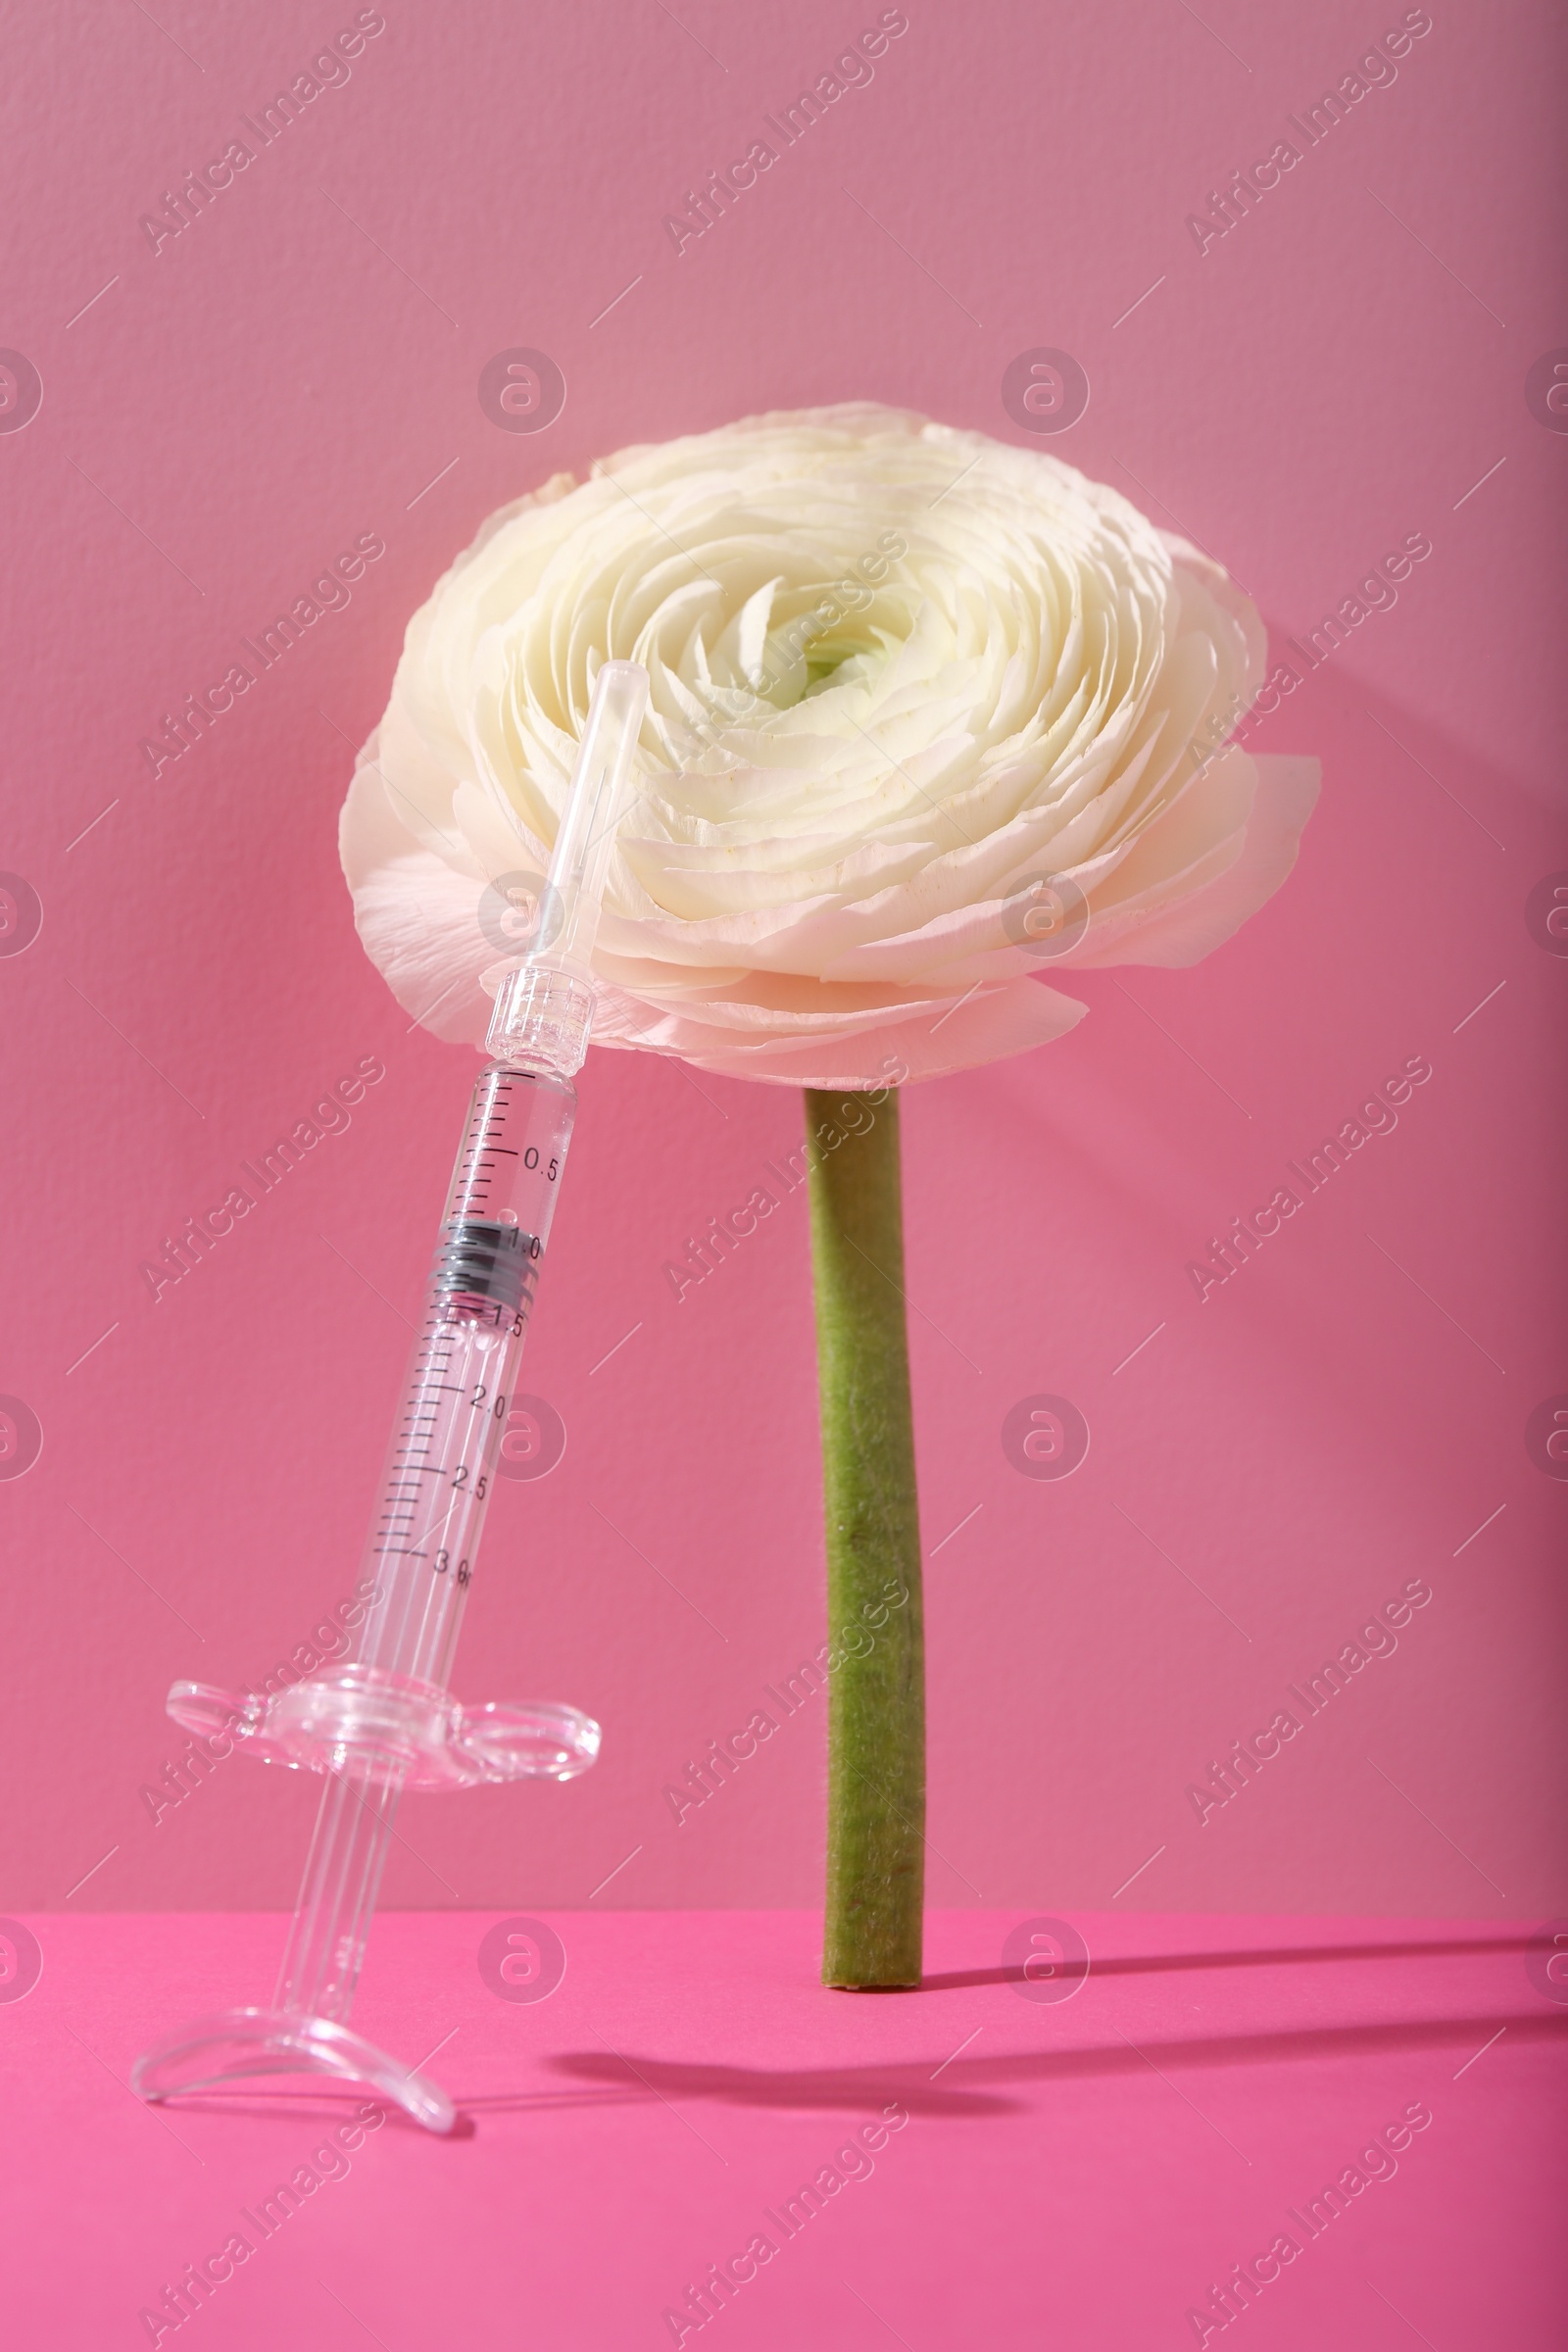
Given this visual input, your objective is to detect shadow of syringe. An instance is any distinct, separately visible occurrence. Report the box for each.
[132,662,651,2133]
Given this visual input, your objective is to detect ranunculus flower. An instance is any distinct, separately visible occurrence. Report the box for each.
[341,403,1316,1085]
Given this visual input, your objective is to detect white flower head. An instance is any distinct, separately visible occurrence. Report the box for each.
[341,404,1316,1085]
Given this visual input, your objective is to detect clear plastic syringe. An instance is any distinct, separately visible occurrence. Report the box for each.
[133,660,650,2133]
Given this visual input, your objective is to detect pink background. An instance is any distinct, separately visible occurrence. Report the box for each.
[2,0,1564,1931]
[8,1911,1561,2350]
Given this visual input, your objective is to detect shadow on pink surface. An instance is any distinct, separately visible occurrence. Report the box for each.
[165,2089,481,2139]
[523,2017,1566,2124]
[919,1931,1535,1990]
[147,1995,1568,2133]
[116,1926,1562,2141]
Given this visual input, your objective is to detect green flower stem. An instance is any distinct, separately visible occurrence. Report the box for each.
[804,1086,926,1989]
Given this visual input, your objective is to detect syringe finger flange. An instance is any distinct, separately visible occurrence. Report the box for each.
[166,1668,601,1790]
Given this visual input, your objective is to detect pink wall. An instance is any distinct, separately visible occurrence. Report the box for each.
[1,0,1562,1917]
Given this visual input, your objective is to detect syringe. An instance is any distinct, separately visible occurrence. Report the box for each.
[133,660,651,2132]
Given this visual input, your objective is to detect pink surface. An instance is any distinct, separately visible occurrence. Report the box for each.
[2,0,1566,1923]
[3,1910,1564,2347]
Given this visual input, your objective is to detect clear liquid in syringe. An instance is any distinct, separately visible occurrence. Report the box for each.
[354,1064,578,1690]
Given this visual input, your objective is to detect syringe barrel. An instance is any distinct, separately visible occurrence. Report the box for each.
[353,1060,577,1690]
